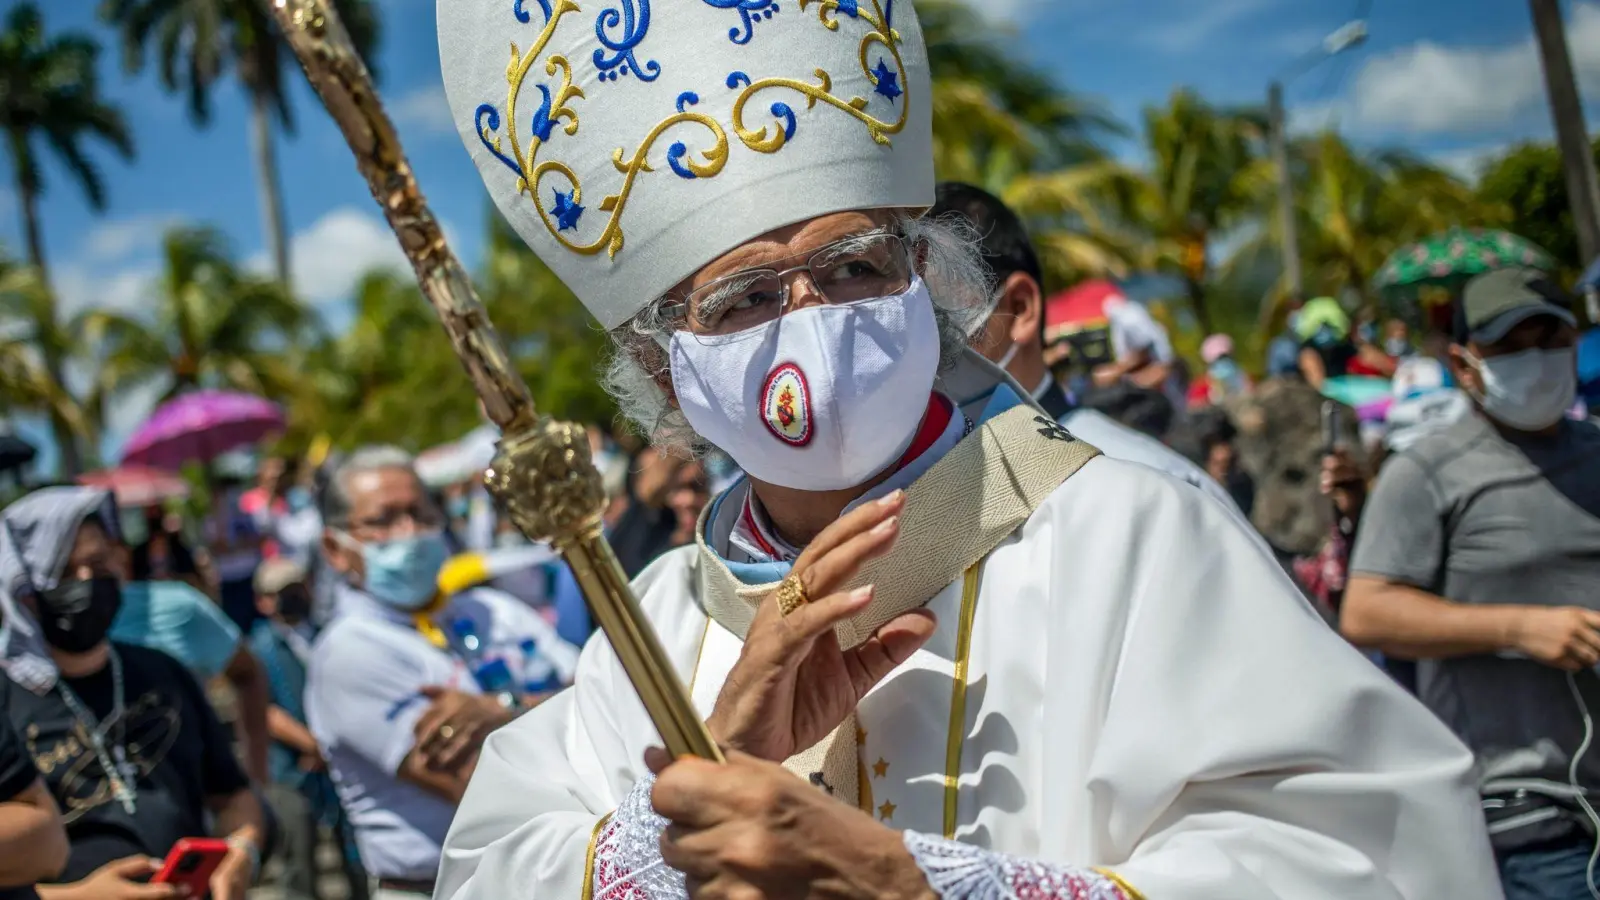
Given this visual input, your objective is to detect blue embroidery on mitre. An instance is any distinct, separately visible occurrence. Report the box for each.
[594,0,661,82]
[669,93,706,179]
[514,0,552,24]
[702,0,781,45]
[474,0,912,258]
[474,105,522,176]
[551,188,585,231]
[870,57,901,101]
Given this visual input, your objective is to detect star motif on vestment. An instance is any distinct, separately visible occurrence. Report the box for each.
[551,188,584,232]
[872,757,889,779]
[871,58,901,102]
[855,725,867,745]
[877,799,897,821]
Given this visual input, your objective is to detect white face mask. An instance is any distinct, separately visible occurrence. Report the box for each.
[1467,347,1577,431]
[669,278,941,491]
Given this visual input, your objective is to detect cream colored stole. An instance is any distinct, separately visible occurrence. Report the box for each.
[692,404,1101,807]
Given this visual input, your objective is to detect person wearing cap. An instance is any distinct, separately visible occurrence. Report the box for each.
[433,5,1495,900]
[931,182,1241,515]
[1187,332,1251,409]
[1294,297,1358,390]
[1343,267,1600,897]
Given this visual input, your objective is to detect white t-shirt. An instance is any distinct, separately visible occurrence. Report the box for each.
[305,584,578,880]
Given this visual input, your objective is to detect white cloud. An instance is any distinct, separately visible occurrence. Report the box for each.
[262,206,409,306]
[391,84,457,138]
[1430,142,1510,183]
[54,264,156,318]
[81,213,183,263]
[1136,0,1275,52]
[951,0,1048,22]
[1287,100,1343,135]
[1337,1,1600,138]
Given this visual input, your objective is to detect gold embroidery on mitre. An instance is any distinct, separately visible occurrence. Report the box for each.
[475,0,911,259]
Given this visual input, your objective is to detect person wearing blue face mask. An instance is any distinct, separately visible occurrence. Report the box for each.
[303,447,577,900]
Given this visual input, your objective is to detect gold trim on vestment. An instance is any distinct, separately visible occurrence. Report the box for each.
[688,616,713,693]
[580,811,615,900]
[942,561,985,840]
[1093,867,1147,900]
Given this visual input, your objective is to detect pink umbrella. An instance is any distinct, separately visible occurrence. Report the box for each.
[79,464,191,508]
[121,390,285,471]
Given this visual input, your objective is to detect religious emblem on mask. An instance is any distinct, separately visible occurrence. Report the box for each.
[761,363,813,446]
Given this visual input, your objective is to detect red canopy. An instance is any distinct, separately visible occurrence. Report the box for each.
[1044,280,1124,342]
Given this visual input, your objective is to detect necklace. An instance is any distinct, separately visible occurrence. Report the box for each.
[55,647,137,815]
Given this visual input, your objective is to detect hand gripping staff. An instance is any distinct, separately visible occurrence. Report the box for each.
[263,0,722,763]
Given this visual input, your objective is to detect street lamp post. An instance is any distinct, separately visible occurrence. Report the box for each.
[1268,20,1369,303]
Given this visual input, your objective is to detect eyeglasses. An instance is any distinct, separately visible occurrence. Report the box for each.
[349,505,445,539]
[662,232,912,343]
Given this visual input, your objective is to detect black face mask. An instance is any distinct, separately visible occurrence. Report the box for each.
[277,584,313,622]
[37,575,122,654]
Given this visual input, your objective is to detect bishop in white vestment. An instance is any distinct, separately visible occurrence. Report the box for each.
[431,1,1501,897]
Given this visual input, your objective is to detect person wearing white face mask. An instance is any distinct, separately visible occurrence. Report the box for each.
[303,447,577,900]
[1343,267,1600,900]
[433,4,1496,900]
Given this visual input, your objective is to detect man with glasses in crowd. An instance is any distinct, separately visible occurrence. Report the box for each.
[305,447,575,900]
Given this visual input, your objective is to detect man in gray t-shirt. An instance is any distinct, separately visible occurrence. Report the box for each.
[1343,268,1600,897]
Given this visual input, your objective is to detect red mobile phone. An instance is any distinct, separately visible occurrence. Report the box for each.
[151,837,231,898]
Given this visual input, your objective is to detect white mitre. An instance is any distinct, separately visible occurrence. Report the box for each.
[438,0,934,330]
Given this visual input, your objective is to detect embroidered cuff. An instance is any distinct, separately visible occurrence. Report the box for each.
[902,831,1138,900]
[590,775,688,900]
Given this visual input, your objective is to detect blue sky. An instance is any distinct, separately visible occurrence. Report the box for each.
[3,0,1598,474]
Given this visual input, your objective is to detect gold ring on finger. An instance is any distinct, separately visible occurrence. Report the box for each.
[775,573,810,617]
[438,724,456,740]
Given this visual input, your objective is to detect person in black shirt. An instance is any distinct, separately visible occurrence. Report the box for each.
[0,487,264,900]
[0,713,68,899]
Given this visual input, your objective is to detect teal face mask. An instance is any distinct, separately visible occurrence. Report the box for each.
[349,531,450,610]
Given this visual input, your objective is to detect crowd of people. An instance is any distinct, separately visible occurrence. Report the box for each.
[1,2,1599,898]
[0,182,1588,900]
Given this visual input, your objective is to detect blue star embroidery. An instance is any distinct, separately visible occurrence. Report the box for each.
[871,58,901,102]
[551,189,584,232]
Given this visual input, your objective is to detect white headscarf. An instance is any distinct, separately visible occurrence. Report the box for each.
[0,486,120,693]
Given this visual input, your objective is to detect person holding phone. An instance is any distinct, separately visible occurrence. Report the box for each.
[0,487,264,900]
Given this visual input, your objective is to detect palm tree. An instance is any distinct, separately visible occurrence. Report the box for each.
[0,254,115,474]
[1111,89,1268,329]
[1224,131,1486,317]
[98,226,310,403]
[100,0,380,285]
[0,4,134,288]
[918,0,1129,288]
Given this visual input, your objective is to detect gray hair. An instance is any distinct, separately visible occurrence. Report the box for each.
[320,444,418,529]
[602,212,995,454]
